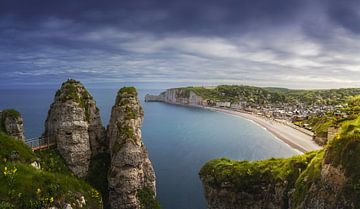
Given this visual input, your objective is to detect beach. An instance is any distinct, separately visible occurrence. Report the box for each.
[146,99,322,153]
[203,106,321,153]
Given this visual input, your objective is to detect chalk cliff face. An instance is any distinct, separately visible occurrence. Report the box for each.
[145,88,203,105]
[108,87,156,209]
[200,120,360,209]
[0,109,25,141]
[43,79,106,177]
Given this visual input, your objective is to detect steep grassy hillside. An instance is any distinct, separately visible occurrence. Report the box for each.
[200,115,360,208]
[0,132,102,209]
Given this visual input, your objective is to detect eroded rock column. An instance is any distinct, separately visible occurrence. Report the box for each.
[107,87,156,209]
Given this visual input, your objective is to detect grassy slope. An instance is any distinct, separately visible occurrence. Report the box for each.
[0,132,102,209]
[200,151,319,193]
[200,115,360,208]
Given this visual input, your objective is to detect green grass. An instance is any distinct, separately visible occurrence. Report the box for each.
[200,114,360,208]
[55,79,94,122]
[0,162,102,209]
[35,149,72,176]
[119,87,137,96]
[0,109,21,133]
[137,187,162,209]
[0,132,102,209]
[200,151,318,193]
[115,87,138,105]
[0,132,36,163]
[291,150,324,207]
[173,85,360,105]
[86,153,110,209]
[1,110,20,119]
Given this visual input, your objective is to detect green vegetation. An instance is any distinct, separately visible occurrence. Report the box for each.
[56,79,93,122]
[200,151,318,193]
[119,87,137,96]
[35,149,72,175]
[299,95,360,138]
[291,151,324,206]
[1,109,20,119]
[124,106,138,120]
[175,85,360,105]
[137,187,162,209]
[86,153,111,209]
[116,87,138,105]
[0,132,36,163]
[201,112,360,208]
[0,132,102,209]
[114,123,135,152]
[302,116,335,137]
[0,109,21,133]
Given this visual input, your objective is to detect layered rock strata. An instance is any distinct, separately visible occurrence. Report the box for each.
[145,88,203,105]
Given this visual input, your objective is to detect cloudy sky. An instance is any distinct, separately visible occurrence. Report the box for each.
[1,0,360,89]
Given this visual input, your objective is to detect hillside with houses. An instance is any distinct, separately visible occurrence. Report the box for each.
[146,85,360,146]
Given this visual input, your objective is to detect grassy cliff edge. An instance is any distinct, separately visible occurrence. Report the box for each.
[200,116,360,208]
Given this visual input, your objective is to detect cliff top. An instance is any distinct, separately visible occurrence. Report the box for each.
[0,109,22,133]
[53,79,95,122]
[118,86,137,96]
[200,112,360,208]
[0,109,21,119]
[115,86,139,106]
[55,79,93,103]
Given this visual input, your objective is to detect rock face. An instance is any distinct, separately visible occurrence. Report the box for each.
[107,87,156,209]
[200,121,360,209]
[145,88,203,105]
[43,79,106,177]
[0,109,25,140]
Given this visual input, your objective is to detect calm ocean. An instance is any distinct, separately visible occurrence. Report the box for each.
[0,88,297,209]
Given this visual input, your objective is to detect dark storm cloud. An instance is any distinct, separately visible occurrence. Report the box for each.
[0,0,305,35]
[0,0,360,88]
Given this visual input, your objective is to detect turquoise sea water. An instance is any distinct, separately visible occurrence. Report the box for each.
[0,88,297,209]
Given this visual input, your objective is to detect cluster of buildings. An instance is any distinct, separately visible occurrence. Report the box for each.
[203,99,348,126]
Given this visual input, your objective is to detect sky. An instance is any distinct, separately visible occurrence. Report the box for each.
[1,0,360,89]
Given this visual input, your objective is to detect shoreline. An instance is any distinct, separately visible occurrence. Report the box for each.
[154,100,321,153]
[203,106,321,153]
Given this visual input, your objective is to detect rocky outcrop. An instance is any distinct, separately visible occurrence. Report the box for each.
[43,79,106,177]
[108,87,156,209]
[0,109,25,140]
[200,120,360,209]
[145,88,203,105]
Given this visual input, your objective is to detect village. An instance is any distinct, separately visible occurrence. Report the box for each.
[202,99,347,131]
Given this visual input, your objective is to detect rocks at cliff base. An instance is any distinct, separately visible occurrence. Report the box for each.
[0,109,25,141]
[43,79,106,177]
[107,87,156,209]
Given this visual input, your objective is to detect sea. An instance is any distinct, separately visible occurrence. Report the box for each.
[0,87,298,209]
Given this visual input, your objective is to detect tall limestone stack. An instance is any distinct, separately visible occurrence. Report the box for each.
[0,109,25,140]
[107,87,156,209]
[43,79,106,177]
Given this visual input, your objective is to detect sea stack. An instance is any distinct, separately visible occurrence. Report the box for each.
[0,109,25,141]
[107,87,156,209]
[43,79,106,177]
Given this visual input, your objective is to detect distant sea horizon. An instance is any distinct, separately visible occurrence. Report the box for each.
[0,87,298,209]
